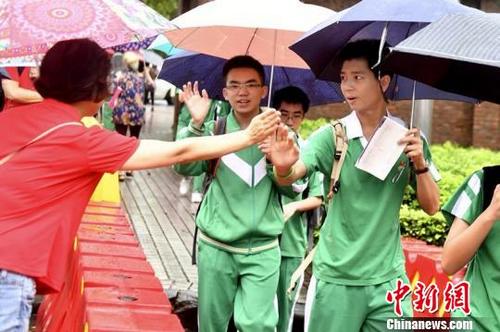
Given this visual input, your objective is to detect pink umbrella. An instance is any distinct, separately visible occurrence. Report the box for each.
[0,0,175,58]
[165,0,336,105]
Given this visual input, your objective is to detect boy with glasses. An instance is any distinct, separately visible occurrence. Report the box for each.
[175,56,299,332]
[267,40,441,331]
[0,40,281,332]
[271,86,324,332]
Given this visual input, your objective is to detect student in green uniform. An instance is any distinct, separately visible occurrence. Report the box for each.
[441,166,499,332]
[270,86,324,332]
[174,56,298,332]
[267,39,441,331]
[176,98,231,202]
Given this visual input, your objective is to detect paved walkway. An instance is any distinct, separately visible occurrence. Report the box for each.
[119,102,307,324]
[120,101,199,294]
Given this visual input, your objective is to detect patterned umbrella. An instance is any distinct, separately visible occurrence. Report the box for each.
[0,0,174,58]
[111,36,157,52]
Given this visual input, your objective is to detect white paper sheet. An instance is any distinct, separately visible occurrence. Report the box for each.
[355,117,408,181]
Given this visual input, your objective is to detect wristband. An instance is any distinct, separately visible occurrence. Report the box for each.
[414,166,429,175]
[273,165,294,180]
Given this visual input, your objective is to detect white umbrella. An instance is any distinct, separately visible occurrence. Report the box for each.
[165,0,336,105]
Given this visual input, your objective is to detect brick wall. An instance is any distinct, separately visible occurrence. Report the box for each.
[473,102,500,149]
[431,101,475,146]
[307,100,499,150]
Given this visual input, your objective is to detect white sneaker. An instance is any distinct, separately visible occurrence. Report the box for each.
[179,177,190,196]
[191,192,203,203]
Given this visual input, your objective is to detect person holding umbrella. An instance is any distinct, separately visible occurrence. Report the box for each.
[267,39,441,331]
[1,66,43,111]
[0,39,282,332]
[174,55,300,332]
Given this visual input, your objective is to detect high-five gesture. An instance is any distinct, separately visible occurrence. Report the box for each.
[245,109,281,145]
[269,124,299,171]
[182,81,211,128]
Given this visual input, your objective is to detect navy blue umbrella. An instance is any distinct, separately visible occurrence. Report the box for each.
[159,51,344,106]
[290,0,480,102]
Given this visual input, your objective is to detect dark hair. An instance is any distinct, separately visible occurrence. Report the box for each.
[338,39,392,79]
[35,38,110,103]
[272,86,310,113]
[138,60,145,73]
[222,55,266,85]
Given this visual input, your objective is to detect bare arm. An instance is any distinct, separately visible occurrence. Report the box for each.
[2,79,43,104]
[442,185,500,275]
[399,128,440,215]
[414,171,440,215]
[283,196,323,221]
[122,110,280,170]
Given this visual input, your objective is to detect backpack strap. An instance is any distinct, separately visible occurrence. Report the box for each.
[0,122,83,166]
[327,120,348,200]
[191,116,227,264]
[287,120,348,295]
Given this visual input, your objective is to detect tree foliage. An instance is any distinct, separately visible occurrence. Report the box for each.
[142,0,179,19]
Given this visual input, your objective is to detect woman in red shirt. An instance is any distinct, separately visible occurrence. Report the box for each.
[0,38,283,331]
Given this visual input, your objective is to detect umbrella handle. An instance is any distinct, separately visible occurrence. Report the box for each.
[267,30,278,108]
[410,80,416,129]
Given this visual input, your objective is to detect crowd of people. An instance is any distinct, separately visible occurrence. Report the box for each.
[0,36,498,332]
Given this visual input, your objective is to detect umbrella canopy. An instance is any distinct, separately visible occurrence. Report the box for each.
[147,35,182,57]
[165,0,336,68]
[382,13,500,104]
[290,0,479,102]
[159,50,343,105]
[0,0,174,58]
[0,54,41,67]
[111,36,157,52]
[291,0,480,79]
[143,50,164,68]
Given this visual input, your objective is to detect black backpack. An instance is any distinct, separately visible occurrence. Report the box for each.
[191,116,227,264]
[482,165,499,211]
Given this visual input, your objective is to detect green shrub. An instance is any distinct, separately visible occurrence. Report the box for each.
[401,142,499,246]
[299,118,329,139]
[300,119,500,246]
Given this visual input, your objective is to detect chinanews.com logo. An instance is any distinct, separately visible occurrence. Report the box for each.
[385,279,473,331]
[386,318,473,331]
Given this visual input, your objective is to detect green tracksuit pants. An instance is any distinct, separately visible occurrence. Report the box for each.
[197,241,281,332]
[305,275,413,332]
[277,256,303,332]
[192,173,205,193]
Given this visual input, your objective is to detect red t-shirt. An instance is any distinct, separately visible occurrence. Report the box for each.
[2,67,37,110]
[0,99,139,293]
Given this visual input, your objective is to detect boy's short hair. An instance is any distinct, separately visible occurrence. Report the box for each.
[339,39,392,79]
[222,55,266,85]
[35,38,111,103]
[272,86,310,113]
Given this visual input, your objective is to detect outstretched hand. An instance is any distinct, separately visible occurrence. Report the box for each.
[268,124,299,170]
[246,109,281,145]
[181,81,210,127]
